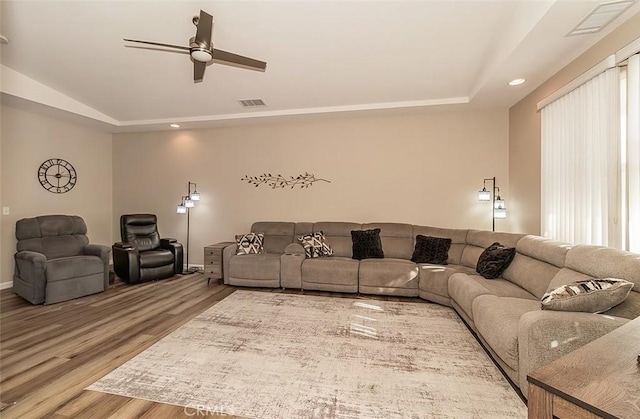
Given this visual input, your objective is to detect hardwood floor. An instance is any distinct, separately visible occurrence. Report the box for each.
[0,275,424,418]
[0,274,238,418]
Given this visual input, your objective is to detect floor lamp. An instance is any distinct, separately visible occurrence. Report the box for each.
[176,181,200,273]
[478,177,506,231]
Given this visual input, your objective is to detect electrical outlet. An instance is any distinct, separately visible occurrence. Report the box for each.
[2,207,9,215]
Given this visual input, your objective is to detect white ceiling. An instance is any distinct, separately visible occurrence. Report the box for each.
[1,0,639,132]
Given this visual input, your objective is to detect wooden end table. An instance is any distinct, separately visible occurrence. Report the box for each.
[204,242,234,285]
[527,316,640,419]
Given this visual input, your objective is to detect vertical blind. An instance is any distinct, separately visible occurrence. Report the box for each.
[627,54,640,252]
[541,68,620,247]
[541,52,639,251]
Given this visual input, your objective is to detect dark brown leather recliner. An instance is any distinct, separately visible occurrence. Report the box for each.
[112,214,183,284]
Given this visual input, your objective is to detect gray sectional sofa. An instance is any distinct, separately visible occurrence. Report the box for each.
[222,221,640,398]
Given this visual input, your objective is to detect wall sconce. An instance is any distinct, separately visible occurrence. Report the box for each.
[176,181,201,274]
[477,177,507,231]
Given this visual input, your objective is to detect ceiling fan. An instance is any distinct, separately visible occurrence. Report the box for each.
[124,10,267,82]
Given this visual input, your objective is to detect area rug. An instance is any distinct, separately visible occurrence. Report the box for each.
[87,290,526,418]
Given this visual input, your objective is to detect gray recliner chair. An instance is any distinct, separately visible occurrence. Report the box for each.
[13,215,111,305]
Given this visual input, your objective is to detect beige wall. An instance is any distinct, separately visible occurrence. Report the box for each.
[0,105,113,286]
[113,109,510,267]
[509,14,640,235]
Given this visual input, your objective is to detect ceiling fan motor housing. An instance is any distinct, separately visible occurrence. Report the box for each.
[189,36,213,62]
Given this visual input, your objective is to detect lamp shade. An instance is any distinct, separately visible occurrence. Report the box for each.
[185,198,195,208]
[494,207,507,219]
[176,204,187,214]
[190,191,200,201]
[478,188,491,201]
[494,197,505,209]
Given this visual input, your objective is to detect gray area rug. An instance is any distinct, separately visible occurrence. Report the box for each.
[87,290,526,418]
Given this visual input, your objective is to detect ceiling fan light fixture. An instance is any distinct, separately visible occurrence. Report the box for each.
[191,48,212,63]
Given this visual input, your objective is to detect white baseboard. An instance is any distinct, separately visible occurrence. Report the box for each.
[183,264,204,272]
[0,281,13,290]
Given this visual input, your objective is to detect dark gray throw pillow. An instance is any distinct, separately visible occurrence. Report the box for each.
[351,228,384,260]
[411,235,451,265]
[476,242,516,279]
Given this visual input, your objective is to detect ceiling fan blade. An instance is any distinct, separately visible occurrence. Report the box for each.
[194,61,206,82]
[212,49,267,72]
[194,10,213,48]
[123,39,189,51]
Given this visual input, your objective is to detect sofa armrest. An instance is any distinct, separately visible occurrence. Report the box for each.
[112,244,140,284]
[13,251,48,304]
[518,310,629,398]
[222,243,237,285]
[281,253,305,289]
[284,243,305,255]
[84,244,111,289]
[160,239,184,274]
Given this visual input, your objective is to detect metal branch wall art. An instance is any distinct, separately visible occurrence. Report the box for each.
[241,172,331,189]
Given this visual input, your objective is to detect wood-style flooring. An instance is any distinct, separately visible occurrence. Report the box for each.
[0,274,423,418]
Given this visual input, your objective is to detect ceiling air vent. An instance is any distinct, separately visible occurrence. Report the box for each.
[567,0,636,36]
[238,99,267,108]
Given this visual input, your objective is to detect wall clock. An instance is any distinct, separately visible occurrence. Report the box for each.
[38,158,77,194]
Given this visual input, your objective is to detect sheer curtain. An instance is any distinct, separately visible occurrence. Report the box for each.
[627,54,639,252]
[541,67,621,247]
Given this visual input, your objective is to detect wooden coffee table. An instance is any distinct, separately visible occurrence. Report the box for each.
[527,316,640,419]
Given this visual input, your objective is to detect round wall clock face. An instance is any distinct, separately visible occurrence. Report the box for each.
[38,158,77,194]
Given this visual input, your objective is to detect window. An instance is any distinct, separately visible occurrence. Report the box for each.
[541,52,639,252]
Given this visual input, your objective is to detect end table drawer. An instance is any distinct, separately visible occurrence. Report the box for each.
[204,242,234,283]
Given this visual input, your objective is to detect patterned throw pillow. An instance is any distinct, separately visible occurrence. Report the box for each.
[411,235,452,265]
[351,228,384,260]
[235,233,265,255]
[541,278,633,313]
[297,231,334,258]
[476,242,516,279]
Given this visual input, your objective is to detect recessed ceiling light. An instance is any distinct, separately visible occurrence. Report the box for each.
[508,78,526,86]
[170,124,180,128]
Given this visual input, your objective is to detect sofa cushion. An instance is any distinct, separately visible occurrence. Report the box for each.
[313,222,361,258]
[46,256,104,282]
[411,235,451,265]
[251,222,295,254]
[541,278,634,313]
[565,245,640,291]
[412,226,468,265]
[351,229,384,260]
[476,242,516,279]
[500,236,570,299]
[139,249,175,268]
[297,231,333,258]
[235,233,264,255]
[473,295,541,371]
[449,273,537,321]
[418,264,475,301]
[359,258,419,290]
[461,230,523,269]
[229,253,281,280]
[363,223,413,259]
[302,257,359,286]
